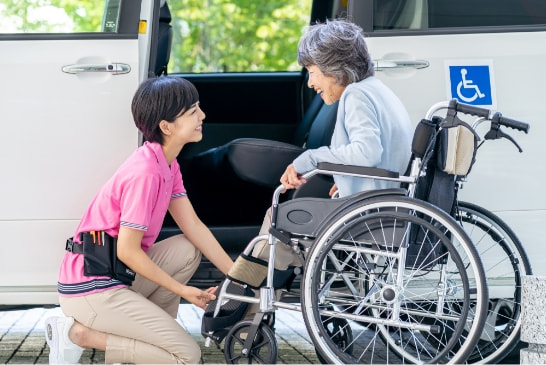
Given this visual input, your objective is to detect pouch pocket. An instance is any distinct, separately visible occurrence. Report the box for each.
[82,231,135,285]
[437,124,478,176]
[82,232,113,277]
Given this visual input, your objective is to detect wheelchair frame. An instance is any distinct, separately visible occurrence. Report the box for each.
[203,99,530,364]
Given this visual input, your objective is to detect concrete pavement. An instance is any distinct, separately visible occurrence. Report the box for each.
[0,303,523,364]
[0,304,319,364]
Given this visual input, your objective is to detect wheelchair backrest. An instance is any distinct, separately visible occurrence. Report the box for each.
[411,114,479,216]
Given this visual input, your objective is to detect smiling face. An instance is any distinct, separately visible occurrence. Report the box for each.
[162,101,206,146]
[307,65,346,105]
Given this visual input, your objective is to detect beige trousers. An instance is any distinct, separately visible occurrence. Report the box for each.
[247,208,302,314]
[60,234,202,364]
[251,208,301,269]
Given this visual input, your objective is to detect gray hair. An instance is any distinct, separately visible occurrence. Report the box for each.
[297,19,374,86]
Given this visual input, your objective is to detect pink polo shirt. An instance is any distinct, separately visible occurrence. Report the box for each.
[58,142,187,296]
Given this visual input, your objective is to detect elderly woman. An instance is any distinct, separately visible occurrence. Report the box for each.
[281,18,413,197]
[251,18,413,274]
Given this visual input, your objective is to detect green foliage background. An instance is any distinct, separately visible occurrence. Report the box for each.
[0,0,312,73]
[168,0,311,72]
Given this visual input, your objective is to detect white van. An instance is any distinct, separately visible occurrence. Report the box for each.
[0,0,544,311]
[356,1,546,279]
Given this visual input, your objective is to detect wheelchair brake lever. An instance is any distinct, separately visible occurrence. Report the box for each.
[505,133,523,153]
[485,127,523,152]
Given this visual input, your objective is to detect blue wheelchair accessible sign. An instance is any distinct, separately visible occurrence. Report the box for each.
[445,61,496,107]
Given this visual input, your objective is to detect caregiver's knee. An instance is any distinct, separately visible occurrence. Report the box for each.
[175,342,201,364]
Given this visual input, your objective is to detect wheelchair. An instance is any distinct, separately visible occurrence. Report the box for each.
[202,99,530,364]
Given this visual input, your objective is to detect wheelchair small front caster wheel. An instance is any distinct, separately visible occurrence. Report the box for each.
[224,320,278,364]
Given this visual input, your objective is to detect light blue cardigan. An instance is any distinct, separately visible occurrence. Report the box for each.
[292,76,413,198]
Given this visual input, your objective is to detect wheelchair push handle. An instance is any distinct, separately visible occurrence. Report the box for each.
[447,99,530,133]
[425,99,490,120]
[493,112,530,133]
[485,112,530,152]
[450,99,530,134]
[451,99,491,119]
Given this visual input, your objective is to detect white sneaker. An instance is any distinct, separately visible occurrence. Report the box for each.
[45,316,84,364]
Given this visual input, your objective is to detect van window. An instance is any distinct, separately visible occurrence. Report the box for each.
[0,0,119,33]
[167,0,313,73]
[374,0,546,30]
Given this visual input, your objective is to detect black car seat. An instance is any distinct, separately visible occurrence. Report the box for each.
[158,94,338,287]
[180,95,339,227]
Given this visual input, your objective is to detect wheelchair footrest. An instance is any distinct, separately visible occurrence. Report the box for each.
[201,281,254,342]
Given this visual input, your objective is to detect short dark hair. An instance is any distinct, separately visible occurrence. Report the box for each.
[131,76,199,144]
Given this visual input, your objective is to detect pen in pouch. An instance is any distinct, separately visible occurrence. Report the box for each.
[82,231,112,277]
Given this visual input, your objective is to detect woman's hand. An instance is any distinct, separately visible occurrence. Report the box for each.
[280,164,307,191]
[182,285,218,310]
[329,184,338,197]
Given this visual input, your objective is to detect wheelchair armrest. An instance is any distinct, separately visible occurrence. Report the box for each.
[316,162,399,179]
[227,138,304,188]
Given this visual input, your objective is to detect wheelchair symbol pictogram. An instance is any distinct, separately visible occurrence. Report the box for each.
[448,64,493,106]
[456,68,485,103]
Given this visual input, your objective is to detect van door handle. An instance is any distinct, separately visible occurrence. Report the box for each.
[374,59,429,71]
[62,63,131,75]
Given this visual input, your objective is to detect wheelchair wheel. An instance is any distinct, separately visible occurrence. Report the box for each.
[300,196,488,364]
[455,201,532,363]
[316,314,353,364]
[224,320,278,364]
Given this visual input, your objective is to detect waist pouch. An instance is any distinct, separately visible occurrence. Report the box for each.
[66,231,136,285]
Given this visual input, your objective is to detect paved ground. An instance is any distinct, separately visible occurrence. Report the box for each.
[0,304,319,364]
[0,303,523,364]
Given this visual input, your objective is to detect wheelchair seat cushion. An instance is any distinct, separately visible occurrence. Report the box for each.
[276,188,407,238]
